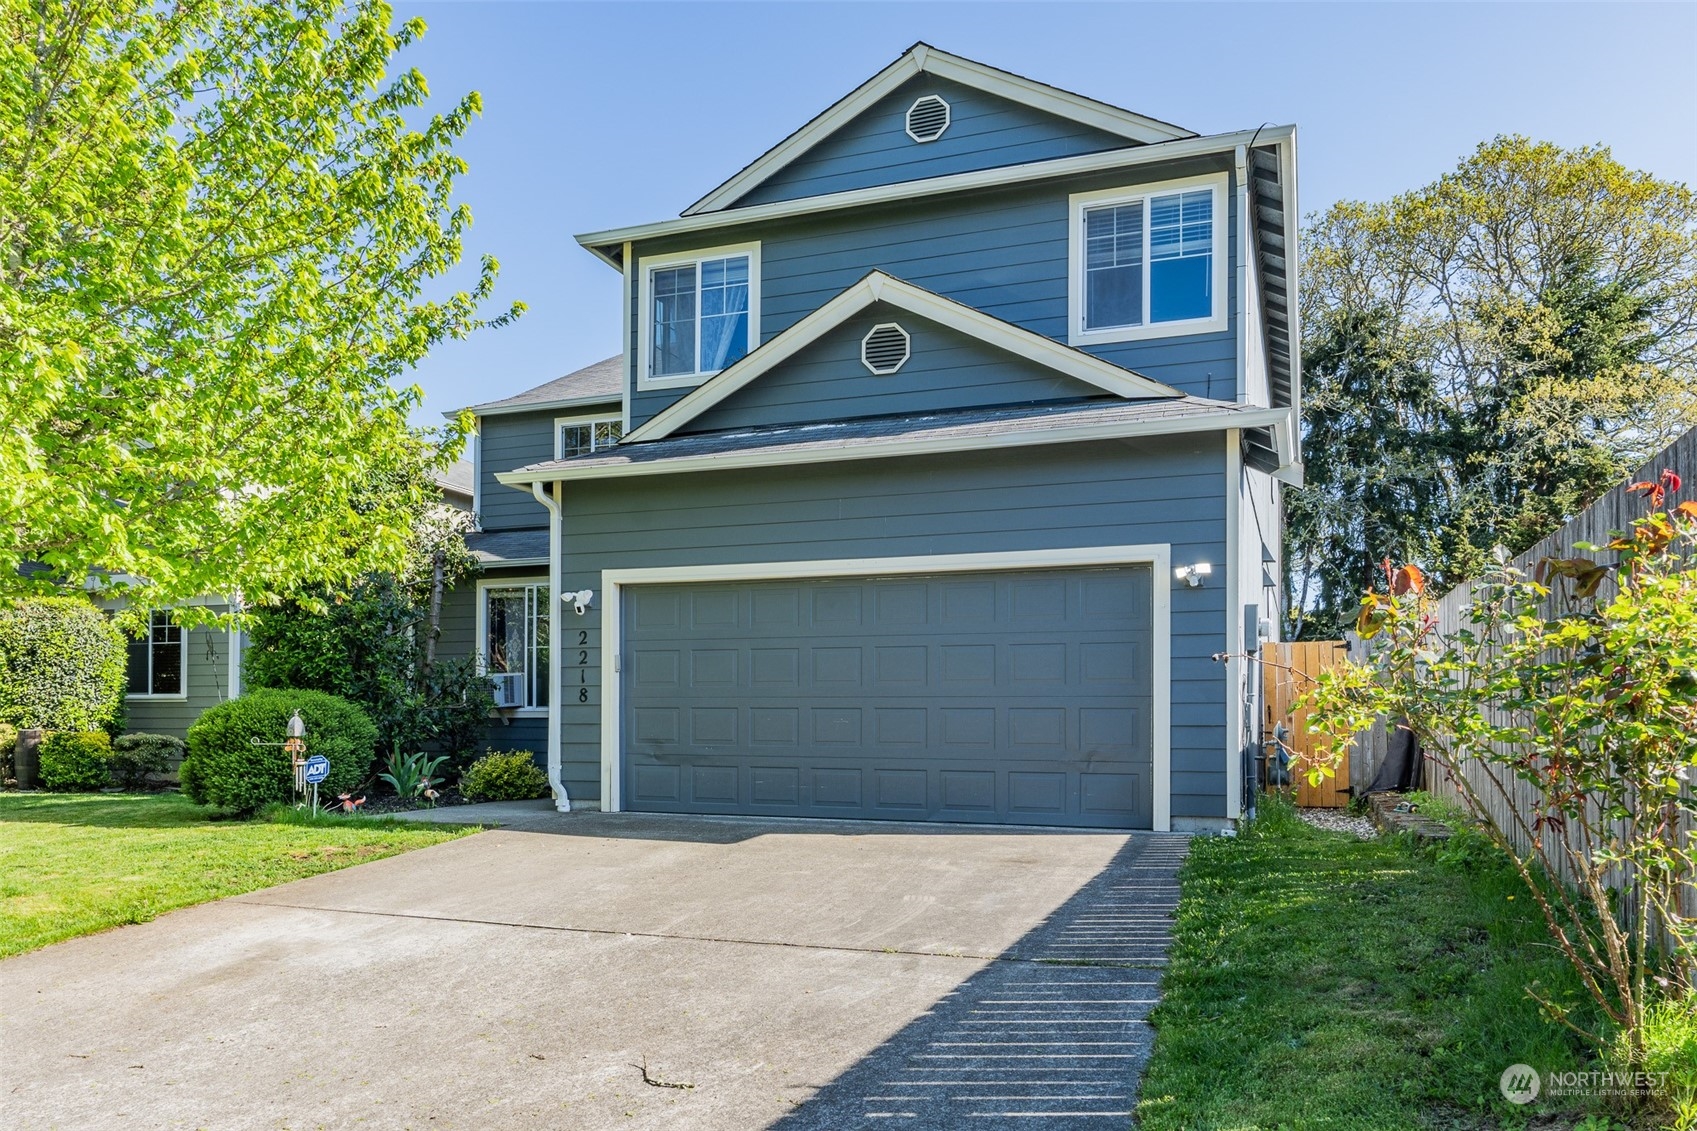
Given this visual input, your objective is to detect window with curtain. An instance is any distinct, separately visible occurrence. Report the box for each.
[484,584,549,709]
[650,253,751,378]
[557,416,625,460]
[1080,184,1216,334]
[126,611,184,696]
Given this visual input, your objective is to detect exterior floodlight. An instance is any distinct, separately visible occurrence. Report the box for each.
[1174,563,1213,588]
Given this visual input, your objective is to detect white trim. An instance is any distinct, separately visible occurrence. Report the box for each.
[1067,173,1230,346]
[621,241,633,436]
[227,625,242,700]
[470,421,482,524]
[636,241,762,392]
[578,126,1297,263]
[681,43,1193,216]
[473,575,551,720]
[1224,431,1244,822]
[502,404,1291,487]
[1282,134,1304,463]
[861,321,911,375]
[1235,145,1250,405]
[470,393,621,420]
[553,411,625,461]
[624,270,1180,444]
[904,94,950,143]
[599,544,1173,830]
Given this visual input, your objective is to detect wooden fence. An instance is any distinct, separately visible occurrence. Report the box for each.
[1261,640,1350,807]
[1360,427,1697,934]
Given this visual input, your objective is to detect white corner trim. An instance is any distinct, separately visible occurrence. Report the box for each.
[624,270,1181,444]
[635,241,762,392]
[578,126,1297,263]
[501,403,1291,487]
[227,625,242,700]
[1067,172,1231,347]
[680,43,1193,216]
[598,544,1174,831]
[621,240,634,436]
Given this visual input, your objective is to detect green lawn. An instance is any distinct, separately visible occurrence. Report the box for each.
[1136,799,1603,1131]
[0,792,475,959]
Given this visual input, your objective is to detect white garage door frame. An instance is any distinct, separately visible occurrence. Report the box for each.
[599,543,1172,831]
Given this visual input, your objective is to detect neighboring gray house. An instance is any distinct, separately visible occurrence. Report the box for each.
[465,44,1301,830]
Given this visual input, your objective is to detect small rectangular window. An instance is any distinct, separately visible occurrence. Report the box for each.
[127,611,184,697]
[557,416,625,460]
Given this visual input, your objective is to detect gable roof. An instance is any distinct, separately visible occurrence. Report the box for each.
[624,271,1181,444]
[498,397,1288,486]
[682,43,1197,217]
[460,355,623,418]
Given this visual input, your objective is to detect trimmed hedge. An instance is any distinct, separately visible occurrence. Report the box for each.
[460,750,549,803]
[39,731,113,792]
[111,732,183,789]
[0,598,126,731]
[183,689,376,814]
[0,721,17,779]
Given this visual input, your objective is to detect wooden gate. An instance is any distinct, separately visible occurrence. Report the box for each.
[1262,640,1350,808]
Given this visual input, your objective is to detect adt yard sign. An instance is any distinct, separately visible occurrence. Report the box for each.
[303,755,330,784]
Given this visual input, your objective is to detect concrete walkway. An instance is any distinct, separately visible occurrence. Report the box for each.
[1,812,1185,1130]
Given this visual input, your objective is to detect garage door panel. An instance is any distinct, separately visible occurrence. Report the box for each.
[624,568,1153,828]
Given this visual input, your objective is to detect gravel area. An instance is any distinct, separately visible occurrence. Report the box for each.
[1298,808,1378,839]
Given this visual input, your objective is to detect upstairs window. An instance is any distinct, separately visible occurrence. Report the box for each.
[1069,174,1227,345]
[639,243,760,389]
[556,415,624,460]
[127,611,184,697]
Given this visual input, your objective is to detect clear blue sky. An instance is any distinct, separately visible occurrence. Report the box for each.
[396,1,1697,421]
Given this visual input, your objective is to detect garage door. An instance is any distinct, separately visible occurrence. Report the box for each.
[621,567,1153,828]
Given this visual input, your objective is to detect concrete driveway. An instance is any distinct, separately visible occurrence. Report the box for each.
[1,810,1186,1130]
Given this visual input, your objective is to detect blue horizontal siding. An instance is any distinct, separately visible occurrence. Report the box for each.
[478,412,556,531]
[733,75,1131,208]
[630,155,1239,429]
[552,435,1231,818]
[687,302,1107,433]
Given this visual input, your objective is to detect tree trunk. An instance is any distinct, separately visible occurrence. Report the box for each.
[424,547,446,674]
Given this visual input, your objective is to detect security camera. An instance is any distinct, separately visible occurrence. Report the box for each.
[564,589,594,615]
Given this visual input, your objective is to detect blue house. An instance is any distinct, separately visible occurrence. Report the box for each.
[461,44,1301,831]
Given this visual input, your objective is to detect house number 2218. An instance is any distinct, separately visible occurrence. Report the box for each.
[577,630,590,702]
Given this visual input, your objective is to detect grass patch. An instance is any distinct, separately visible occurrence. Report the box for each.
[1136,798,1603,1130]
[0,792,475,959]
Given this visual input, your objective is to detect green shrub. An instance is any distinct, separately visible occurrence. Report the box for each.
[0,598,126,731]
[460,750,548,803]
[0,721,17,780]
[110,733,184,789]
[183,688,376,815]
[38,731,113,792]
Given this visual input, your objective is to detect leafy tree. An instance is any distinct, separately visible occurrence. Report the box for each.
[0,0,520,617]
[1291,138,1697,631]
[243,499,492,764]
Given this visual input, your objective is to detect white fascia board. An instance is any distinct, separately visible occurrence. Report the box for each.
[624,270,1180,444]
[1281,132,1304,463]
[681,44,1194,217]
[498,405,1290,489]
[579,126,1297,262]
[465,392,622,420]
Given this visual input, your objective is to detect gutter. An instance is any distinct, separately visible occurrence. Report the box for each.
[529,480,571,812]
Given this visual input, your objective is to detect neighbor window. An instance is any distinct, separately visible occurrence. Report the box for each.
[556,416,624,460]
[641,244,759,386]
[1070,176,1225,343]
[482,583,548,710]
[126,611,184,697]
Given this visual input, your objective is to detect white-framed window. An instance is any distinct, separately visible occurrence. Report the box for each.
[476,579,549,713]
[1068,173,1229,346]
[555,414,624,460]
[126,611,185,698]
[637,241,761,390]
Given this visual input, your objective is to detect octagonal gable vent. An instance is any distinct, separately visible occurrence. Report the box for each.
[904,95,950,143]
[862,322,911,375]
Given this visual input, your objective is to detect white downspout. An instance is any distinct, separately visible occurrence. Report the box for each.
[530,479,570,812]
